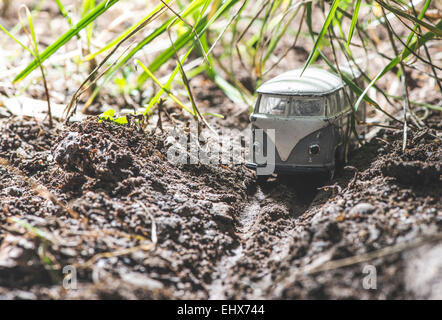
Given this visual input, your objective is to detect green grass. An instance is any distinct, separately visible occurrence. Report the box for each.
[0,0,440,134]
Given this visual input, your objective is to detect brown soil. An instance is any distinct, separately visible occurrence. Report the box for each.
[0,101,440,299]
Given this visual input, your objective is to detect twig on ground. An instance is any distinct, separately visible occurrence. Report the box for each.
[318,184,342,195]
[78,242,155,270]
[303,232,442,275]
[0,157,83,222]
[344,166,359,190]
[138,201,158,248]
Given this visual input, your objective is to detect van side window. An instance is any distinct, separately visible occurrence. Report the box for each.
[289,98,324,117]
[346,87,353,106]
[327,95,337,116]
[335,90,342,113]
[349,87,357,111]
[339,89,348,111]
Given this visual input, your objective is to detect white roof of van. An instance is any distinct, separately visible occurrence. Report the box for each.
[257,67,344,96]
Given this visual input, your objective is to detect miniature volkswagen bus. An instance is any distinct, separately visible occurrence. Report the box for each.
[246,67,366,179]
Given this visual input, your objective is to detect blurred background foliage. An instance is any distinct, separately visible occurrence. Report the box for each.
[0,0,440,126]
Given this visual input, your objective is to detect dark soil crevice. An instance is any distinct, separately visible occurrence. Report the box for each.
[0,110,440,299]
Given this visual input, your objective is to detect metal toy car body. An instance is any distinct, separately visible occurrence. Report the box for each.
[246,66,366,178]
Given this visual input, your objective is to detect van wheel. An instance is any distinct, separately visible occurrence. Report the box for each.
[334,147,345,176]
[328,168,336,181]
[256,174,269,184]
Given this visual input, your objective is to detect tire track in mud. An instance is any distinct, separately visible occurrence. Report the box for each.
[208,188,263,299]
[0,117,321,299]
[208,180,315,299]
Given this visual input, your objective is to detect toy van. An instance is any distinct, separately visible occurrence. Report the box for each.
[246,67,366,179]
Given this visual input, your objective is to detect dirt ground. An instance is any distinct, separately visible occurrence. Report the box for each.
[0,94,440,299]
[0,0,441,300]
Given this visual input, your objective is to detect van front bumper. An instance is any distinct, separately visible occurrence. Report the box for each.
[245,161,334,174]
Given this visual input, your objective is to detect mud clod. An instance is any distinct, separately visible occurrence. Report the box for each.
[53,130,138,184]
[381,160,441,185]
[349,203,377,217]
[0,112,440,299]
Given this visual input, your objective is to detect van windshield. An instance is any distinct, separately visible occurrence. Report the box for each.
[257,95,324,117]
[288,98,324,117]
[258,95,287,115]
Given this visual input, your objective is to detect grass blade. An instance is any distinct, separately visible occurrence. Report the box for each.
[18,5,53,127]
[354,19,441,112]
[137,0,240,86]
[404,0,431,45]
[84,0,171,61]
[0,23,34,56]
[54,0,75,27]
[347,0,361,46]
[85,0,208,103]
[301,0,341,75]
[135,59,194,115]
[143,47,193,115]
[13,0,119,83]
[375,0,442,37]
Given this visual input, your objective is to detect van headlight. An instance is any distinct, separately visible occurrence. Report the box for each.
[309,144,320,155]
